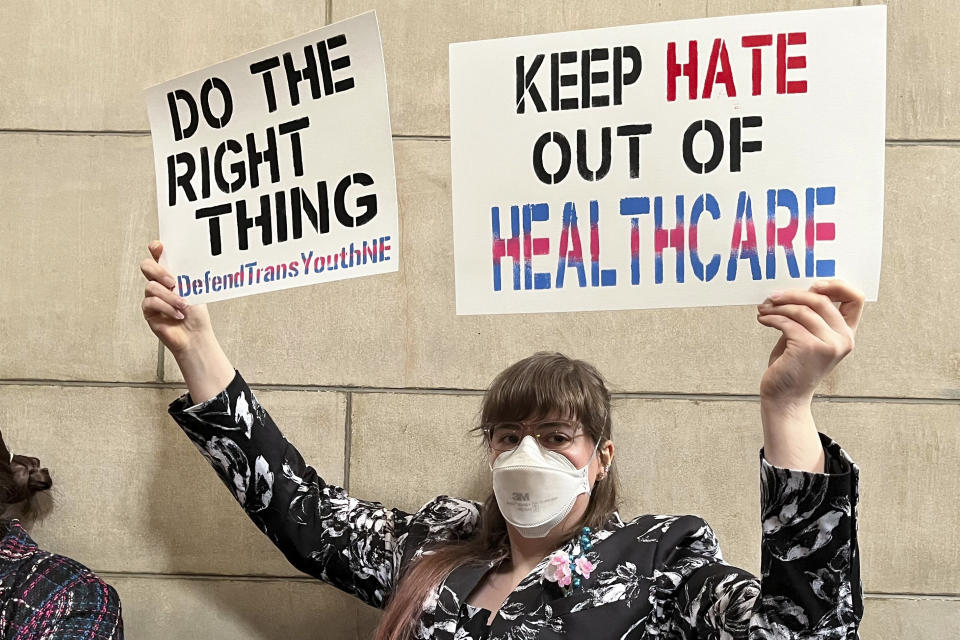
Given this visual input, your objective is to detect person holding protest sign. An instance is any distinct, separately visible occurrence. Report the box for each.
[0,430,124,639]
[141,240,862,639]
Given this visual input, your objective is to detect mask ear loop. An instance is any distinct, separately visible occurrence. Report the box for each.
[580,436,602,469]
[578,437,604,495]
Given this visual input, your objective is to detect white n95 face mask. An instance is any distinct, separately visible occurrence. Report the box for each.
[491,435,600,538]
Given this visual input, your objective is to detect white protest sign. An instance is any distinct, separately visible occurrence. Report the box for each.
[146,11,398,304]
[449,6,885,315]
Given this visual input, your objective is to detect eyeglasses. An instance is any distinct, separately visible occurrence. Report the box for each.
[484,419,587,453]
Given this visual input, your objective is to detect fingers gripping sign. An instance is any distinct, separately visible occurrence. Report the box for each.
[756,279,865,403]
[140,241,214,357]
[140,241,235,403]
[141,242,184,319]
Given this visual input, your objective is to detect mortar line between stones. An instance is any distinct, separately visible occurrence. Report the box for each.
[393,134,451,141]
[325,0,333,25]
[1,129,958,146]
[864,591,960,600]
[343,391,353,492]
[0,377,957,405]
[88,571,960,599]
[886,139,960,146]
[611,393,960,405]
[96,571,326,583]
[0,129,455,141]
[0,129,152,136]
[0,129,450,141]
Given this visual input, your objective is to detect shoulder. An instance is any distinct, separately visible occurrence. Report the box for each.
[597,513,725,572]
[395,495,482,570]
[410,495,482,537]
[617,513,719,548]
[0,521,119,612]
[3,550,121,633]
[27,551,119,600]
[612,515,757,612]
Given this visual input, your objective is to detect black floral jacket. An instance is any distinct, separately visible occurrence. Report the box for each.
[169,371,862,639]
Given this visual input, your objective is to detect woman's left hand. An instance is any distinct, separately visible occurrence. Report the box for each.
[755,280,865,472]
[757,279,865,406]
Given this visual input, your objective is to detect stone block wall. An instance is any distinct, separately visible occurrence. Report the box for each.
[0,1,956,637]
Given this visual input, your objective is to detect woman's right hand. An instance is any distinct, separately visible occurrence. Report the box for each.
[140,241,213,357]
[140,241,235,403]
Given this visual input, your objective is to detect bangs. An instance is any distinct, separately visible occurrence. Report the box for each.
[479,352,609,439]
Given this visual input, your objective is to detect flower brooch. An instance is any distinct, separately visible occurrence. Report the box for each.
[542,526,595,594]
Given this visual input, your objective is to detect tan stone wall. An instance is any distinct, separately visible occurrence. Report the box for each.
[0,1,956,638]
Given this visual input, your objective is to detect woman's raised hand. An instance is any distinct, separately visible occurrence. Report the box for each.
[140,241,234,403]
[755,279,865,472]
[140,241,213,356]
[756,279,865,404]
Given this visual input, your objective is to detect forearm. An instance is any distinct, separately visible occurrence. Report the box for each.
[760,395,824,473]
[170,372,337,574]
[168,372,414,606]
[673,438,862,639]
[171,333,235,404]
[753,436,862,636]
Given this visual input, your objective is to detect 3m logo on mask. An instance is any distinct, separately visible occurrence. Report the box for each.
[512,492,530,501]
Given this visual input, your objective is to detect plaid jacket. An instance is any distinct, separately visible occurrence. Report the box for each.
[0,520,123,639]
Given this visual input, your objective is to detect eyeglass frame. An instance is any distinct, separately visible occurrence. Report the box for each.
[482,418,594,453]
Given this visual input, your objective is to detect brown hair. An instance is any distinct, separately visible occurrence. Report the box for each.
[374,352,620,640]
[0,431,53,523]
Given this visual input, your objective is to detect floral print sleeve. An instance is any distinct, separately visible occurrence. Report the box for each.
[168,371,480,609]
[648,434,861,639]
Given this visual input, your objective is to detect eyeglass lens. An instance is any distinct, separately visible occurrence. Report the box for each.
[488,421,581,452]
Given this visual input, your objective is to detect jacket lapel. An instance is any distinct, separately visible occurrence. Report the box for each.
[431,561,494,640]
[487,541,572,637]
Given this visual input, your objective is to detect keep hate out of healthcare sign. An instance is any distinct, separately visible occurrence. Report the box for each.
[449,6,886,315]
[146,11,399,304]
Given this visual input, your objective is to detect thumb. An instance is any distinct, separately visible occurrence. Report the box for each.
[768,335,787,366]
